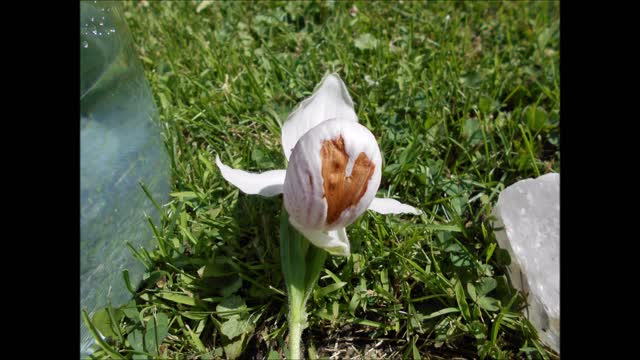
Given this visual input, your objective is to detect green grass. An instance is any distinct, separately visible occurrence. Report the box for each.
[87,1,559,359]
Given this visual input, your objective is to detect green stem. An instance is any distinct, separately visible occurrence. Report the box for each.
[288,302,305,359]
[280,209,327,359]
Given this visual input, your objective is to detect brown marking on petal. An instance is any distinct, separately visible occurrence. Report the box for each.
[321,136,375,225]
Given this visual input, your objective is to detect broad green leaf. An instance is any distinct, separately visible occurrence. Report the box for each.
[121,300,140,322]
[451,251,473,267]
[463,118,483,146]
[467,283,478,302]
[478,296,501,312]
[223,334,246,360]
[354,33,378,50]
[523,105,548,133]
[92,308,116,339]
[128,328,144,352]
[144,312,169,355]
[476,277,497,297]
[221,318,253,340]
[216,295,247,320]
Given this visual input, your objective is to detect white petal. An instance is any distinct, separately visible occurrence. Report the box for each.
[281,74,358,160]
[289,217,350,257]
[368,197,422,215]
[215,155,286,197]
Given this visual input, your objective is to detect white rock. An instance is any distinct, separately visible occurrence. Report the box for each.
[493,173,559,353]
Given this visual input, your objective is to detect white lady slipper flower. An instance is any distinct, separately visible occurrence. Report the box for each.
[216,74,421,256]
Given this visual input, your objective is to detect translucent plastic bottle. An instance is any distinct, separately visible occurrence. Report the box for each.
[80,1,170,356]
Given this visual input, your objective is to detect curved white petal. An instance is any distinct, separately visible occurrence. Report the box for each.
[368,197,422,215]
[289,217,350,257]
[215,155,286,197]
[281,73,358,160]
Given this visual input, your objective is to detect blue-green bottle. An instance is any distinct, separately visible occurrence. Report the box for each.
[80,1,170,356]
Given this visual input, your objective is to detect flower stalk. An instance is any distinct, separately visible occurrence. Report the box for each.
[216,73,421,358]
[280,208,327,359]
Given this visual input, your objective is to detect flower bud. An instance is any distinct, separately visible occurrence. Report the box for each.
[283,119,382,232]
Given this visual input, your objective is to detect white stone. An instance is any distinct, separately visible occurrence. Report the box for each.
[493,173,559,353]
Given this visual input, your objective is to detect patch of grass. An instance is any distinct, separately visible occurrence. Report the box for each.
[87,1,559,359]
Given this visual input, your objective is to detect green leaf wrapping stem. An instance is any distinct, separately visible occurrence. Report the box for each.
[280,208,328,359]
